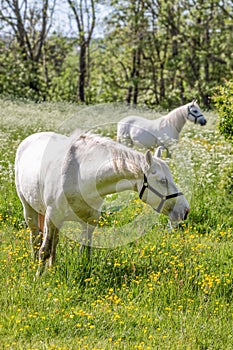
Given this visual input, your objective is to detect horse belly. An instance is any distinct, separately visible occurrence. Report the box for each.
[130,127,157,149]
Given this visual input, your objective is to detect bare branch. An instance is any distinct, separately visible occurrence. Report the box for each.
[35,0,49,61]
[67,0,83,34]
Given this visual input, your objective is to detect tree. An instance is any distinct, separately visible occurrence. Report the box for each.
[105,0,148,106]
[45,35,78,102]
[0,0,56,97]
[67,0,96,103]
[1,0,233,107]
[213,80,233,143]
[180,0,230,107]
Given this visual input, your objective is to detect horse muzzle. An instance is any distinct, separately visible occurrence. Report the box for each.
[200,118,207,126]
[169,206,190,222]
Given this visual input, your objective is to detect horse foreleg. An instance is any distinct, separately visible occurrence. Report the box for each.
[48,226,59,267]
[79,224,94,258]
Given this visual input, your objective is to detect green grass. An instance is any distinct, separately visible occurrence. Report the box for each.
[0,98,232,349]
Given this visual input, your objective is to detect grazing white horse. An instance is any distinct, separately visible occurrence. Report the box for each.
[15,131,190,274]
[117,100,206,152]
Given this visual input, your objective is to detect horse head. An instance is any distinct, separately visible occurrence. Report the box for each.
[187,100,207,126]
[139,148,190,222]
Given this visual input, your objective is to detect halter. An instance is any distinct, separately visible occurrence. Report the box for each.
[139,174,183,213]
[187,105,204,124]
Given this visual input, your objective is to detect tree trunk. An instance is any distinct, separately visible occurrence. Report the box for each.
[79,43,86,103]
[126,48,136,106]
[133,47,141,106]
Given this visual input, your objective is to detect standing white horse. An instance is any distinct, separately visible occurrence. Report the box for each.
[117,100,206,152]
[15,131,190,274]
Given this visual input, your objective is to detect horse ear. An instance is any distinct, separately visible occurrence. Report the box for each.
[154,146,163,158]
[192,99,197,105]
[145,150,153,166]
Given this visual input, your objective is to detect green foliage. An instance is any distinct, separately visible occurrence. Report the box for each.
[0,45,46,101]
[1,1,233,106]
[47,65,78,102]
[45,36,78,102]
[219,161,233,195]
[213,80,233,143]
[0,36,76,102]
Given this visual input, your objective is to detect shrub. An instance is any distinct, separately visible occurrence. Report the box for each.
[219,162,233,195]
[212,80,233,143]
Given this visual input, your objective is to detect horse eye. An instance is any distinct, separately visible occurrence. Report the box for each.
[151,168,157,175]
[192,109,198,113]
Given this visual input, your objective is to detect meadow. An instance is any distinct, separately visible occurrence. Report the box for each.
[0,98,232,350]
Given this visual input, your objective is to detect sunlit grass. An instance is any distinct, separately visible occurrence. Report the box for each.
[1,224,232,349]
[0,99,232,349]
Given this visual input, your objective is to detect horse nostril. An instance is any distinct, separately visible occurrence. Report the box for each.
[184,208,190,220]
[201,119,207,126]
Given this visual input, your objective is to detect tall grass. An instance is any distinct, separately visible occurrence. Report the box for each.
[0,99,232,349]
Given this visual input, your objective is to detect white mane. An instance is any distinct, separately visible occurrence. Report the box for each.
[71,132,148,176]
[165,104,187,120]
[160,104,188,131]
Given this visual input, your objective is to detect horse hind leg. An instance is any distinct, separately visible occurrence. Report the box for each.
[119,134,133,148]
[30,213,45,259]
[117,126,133,147]
[38,213,45,234]
[21,200,43,261]
[37,216,60,276]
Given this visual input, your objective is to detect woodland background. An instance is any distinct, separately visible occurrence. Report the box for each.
[1,0,233,108]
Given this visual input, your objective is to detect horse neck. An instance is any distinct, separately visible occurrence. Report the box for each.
[164,105,188,133]
[97,149,146,196]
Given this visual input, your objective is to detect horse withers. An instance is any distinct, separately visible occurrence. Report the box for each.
[15,131,190,275]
